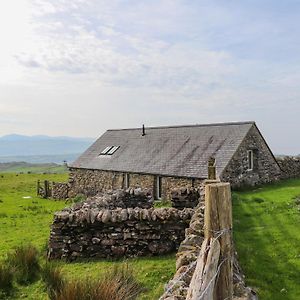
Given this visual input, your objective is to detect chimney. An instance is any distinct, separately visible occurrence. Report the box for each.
[142,124,146,136]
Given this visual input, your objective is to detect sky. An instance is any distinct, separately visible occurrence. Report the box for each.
[0,0,299,154]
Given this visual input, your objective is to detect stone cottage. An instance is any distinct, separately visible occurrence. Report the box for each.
[62,121,281,200]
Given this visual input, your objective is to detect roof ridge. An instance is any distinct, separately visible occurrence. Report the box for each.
[107,121,255,131]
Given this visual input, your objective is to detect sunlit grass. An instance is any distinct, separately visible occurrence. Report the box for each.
[233,179,300,300]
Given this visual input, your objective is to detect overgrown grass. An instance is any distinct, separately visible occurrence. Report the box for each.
[0,173,175,299]
[6,244,40,284]
[50,264,143,300]
[0,263,14,295]
[41,262,65,299]
[233,178,300,300]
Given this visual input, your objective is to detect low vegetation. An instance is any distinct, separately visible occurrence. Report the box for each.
[2,172,299,299]
[233,179,300,300]
[0,173,175,299]
[6,244,40,284]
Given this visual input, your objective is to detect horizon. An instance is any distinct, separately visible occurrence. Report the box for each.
[0,1,299,155]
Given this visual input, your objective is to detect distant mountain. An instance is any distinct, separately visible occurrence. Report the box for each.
[0,134,94,163]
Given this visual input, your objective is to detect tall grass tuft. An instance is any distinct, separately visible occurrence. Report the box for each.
[6,244,40,284]
[0,263,14,294]
[41,262,65,299]
[53,264,143,300]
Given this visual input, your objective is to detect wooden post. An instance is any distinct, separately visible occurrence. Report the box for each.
[208,157,216,180]
[37,180,40,196]
[205,182,233,300]
[186,182,233,300]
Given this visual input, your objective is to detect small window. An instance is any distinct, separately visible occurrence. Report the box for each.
[247,150,254,171]
[107,146,120,155]
[100,146,113,155]
[125,173,130,189]
[156,176,162,199]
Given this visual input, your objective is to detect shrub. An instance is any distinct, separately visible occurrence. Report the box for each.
[41,262,65,299]
[0,263,14,294]
[72,194,86,204]
[6,244,40,284]
[53,264,142,300]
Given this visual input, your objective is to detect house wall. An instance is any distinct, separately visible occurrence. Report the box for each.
[220,125,281,188]
[66,168,203,200]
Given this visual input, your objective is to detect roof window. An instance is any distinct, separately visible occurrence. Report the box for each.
[99,145,120,156]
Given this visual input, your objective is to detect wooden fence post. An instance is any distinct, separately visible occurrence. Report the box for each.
[37,180,40,196]
[208,157,216,180]
[186,182,233,300]
[205,182,233,300]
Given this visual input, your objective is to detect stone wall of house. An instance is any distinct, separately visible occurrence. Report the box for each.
[54,168,204,201]
[221,125,281,188]
[48,189,193,260]
[277,156,300,179]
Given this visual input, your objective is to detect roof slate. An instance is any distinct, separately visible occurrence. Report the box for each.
[70,122,255,178]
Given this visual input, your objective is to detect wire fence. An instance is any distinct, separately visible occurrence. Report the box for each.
[160,228,232,300]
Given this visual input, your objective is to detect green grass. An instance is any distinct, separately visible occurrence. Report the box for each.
[0,173,175,299]
[0,162,67,174]
[233,179,300,300]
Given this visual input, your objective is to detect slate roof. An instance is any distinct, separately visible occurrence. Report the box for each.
[70,121,255,179]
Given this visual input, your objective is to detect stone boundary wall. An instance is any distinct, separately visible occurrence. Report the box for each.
[52,182,69,199]
[171,187,202,209]
[48,206,193,260]
[277,156,300,179]
[160,198,257,299]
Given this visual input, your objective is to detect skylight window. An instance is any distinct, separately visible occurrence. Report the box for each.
[107,146,120,155]
[100,146,113,155]
[99,145,120,156]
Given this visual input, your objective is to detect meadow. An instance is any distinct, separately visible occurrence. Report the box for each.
[234,179,300,300]
[0,173,175,299]
[0,173,300,299]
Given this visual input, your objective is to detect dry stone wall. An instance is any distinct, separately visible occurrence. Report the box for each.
[277,156,300,179]
[48,189,193,260]
[160,196,257,300]
[171,187,202,209]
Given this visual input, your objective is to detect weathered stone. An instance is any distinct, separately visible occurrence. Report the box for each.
[101,210,111,223]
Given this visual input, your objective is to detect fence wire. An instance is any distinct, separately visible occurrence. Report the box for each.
[160,228,232,300]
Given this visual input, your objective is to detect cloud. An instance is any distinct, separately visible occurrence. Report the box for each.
[0,0,299,154]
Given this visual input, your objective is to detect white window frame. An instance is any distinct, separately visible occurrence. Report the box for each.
[125,173,130,189]
[156,176,162,199]
[247,150,254,171]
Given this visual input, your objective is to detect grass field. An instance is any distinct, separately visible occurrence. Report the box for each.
[1,174,300,299]
[0,173,175,300]
[0,162,67,174]
[233,179,300,300]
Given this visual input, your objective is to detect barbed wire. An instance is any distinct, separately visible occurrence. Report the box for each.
[159,228,231,300]
[197,256,230,300]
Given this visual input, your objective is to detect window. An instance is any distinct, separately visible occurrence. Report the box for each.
[107,146,120,155]
[156,176,162,199]
[99,145,120,156]
[125,173,130,189]
[100,146,113,155]
[247,150,254,171]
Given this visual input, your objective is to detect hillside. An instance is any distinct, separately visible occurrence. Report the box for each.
[0,162,68,173]
[0,134,94,163]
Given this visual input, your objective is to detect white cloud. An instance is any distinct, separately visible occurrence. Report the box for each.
[0,0,299,154]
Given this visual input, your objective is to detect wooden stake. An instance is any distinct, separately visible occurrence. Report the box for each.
[205,182,233,300]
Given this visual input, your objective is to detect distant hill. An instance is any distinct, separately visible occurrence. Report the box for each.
[0,134,94,163]
[0,162,68,173]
